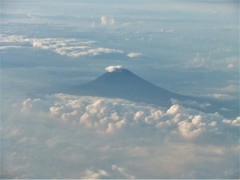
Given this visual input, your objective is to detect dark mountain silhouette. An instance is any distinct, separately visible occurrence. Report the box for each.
[68,66,238,118]
[72,67,188,106]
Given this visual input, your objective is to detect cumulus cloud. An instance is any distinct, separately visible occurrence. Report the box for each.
[18,94,239,141]
[225,56,238,70]
[2,94,239,178]
[171,98,211,110]
[127,52,143,58]
[0,34,123,57]
[80,165,136,179]
[82,169,108,179]
[101,15,115,26]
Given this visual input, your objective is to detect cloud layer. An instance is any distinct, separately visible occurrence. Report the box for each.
[2,94,239,178]
[19,94,239,139]
[0,34,124,58]
[1,34,146,60]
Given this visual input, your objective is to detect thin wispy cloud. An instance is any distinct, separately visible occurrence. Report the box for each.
[127,52,143,58]
[0,34,124,57]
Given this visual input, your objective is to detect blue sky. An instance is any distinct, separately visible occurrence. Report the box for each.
[1,0,239,178]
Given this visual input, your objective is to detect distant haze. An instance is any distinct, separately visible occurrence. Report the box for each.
[1,0,239,179]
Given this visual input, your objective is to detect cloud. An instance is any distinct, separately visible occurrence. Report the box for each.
[0,34,27,43]
[183,49,239,71]
[105,65,123,73]
[18,94,239,141]
[121,21,144,27]
[202,93,235,101]
[0,34,147,60]
[127,52,143,58]
[185,53,208,69]
[81,165,135,179]
[82,169,108,179]
[171,98,211,110]
[112,165,135,179]
[158,28,175,33]
[0,34,123,58]
[91,22,96,28]
[0,46,23,50]
[221,85,238,94]
[66,47,123,57]
[224,57,238,70]
[101,15,115,26]
[2,94,239,178]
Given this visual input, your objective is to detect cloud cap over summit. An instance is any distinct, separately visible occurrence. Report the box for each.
[105,65,123,73]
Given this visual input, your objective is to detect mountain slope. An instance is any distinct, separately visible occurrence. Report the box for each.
[71,66,188,106]
[67,66,238,118]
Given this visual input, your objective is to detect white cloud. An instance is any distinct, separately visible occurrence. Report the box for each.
[112,165,135,179]
[0,34,27,43]
[82,169,108,179]
[67,47,123,57]
[121,21,144,27]
[0,34,123,58]
[2,94,239,178]
[101,15,115,26]
[0,46,23,50]
[186,53,208,69]
[203,93,235,101]
[171,98,211,109]
[91,22,96,28]
[225,56,238,70]
[227,63,233,69]
[127,52,143,58]
[220,85,238,94]
[105,65,123,73]
[1,34,148,59]
[18,94,239,140]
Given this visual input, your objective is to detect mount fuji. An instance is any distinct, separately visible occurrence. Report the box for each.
[68,65,238,118]
[72,65,187,106]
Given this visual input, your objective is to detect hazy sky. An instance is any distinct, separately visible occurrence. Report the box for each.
[1,0,239,179]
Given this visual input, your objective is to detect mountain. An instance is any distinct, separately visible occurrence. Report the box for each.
[68,66,238,118]
[71,66,189,106]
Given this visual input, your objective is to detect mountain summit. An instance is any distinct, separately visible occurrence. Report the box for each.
[73,65,186,106]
